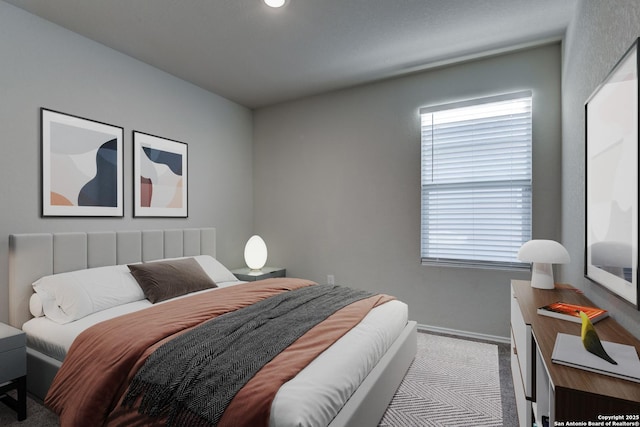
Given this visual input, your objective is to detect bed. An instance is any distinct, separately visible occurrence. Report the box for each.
[8,228,417,427]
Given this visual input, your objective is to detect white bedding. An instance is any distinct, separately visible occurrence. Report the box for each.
[23,279,245,361]
[271,297,407,427]
[23,281,408,427]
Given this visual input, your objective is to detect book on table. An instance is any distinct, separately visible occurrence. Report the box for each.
[537,301,608,323]
[552,333,640,383]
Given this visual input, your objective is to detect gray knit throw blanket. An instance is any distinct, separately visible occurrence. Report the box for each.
[122,284,374,426]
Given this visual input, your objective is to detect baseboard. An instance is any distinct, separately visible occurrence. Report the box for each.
[417,324,510,345]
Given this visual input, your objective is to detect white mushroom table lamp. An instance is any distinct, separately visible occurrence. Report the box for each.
[517,239,570,289]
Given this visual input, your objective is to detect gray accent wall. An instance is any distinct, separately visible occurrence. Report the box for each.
[10,0,636,342]
[254,44,563,339]
[0,2,253,323]
[561,0,640,339]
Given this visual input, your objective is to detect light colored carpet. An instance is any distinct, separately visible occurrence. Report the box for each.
[0,333,515,426]
[379,333,505,427]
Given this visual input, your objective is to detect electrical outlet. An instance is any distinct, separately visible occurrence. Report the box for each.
[327,274,335,285]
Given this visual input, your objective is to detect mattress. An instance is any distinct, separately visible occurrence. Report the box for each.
[23,281,408,427]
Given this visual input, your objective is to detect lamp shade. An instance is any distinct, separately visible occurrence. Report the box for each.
[518,239,570,264]
[244,235,268,271]
[264,0,287,7]
[518,240,570,289]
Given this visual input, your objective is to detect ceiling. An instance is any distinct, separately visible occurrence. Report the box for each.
[5,0,578,109]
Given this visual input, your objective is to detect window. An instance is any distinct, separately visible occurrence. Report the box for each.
[420,91,532,269]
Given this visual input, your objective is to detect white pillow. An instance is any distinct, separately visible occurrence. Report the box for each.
[192,255,238,283]
[149,255,238,284]
[29,293,45,317]
[32,264,145,324]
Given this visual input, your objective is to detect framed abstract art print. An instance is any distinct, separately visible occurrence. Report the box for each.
[585,38,640,309]
[133,131,188,218]
[41,108,124,217]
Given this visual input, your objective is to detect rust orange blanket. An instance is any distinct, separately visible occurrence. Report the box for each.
[45,278,394,427]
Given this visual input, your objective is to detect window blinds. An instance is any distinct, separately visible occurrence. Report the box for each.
[420,91,532,268]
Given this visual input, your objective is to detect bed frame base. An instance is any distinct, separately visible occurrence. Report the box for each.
[26,348,61,402]
[26,321,418,423]
[328,320,417,427]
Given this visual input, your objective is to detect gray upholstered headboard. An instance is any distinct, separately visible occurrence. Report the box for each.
[8,228,216,328]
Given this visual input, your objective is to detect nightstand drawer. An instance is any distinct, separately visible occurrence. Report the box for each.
[0,323,25,352]
[0,347,26,383]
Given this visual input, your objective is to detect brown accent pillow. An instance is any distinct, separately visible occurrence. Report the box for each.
[128,258,217,303]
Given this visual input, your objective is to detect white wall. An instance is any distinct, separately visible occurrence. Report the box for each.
[0,1,254,323]
[561,0,640,338]
[254,44,563,339]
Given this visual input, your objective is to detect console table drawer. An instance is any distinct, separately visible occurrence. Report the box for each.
[511,285,532,398]
[511,328,532,427]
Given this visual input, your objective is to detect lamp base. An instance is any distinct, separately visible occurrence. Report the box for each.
[530,262,555,289]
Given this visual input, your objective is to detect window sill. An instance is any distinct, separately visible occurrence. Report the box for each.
[421,258,530,272]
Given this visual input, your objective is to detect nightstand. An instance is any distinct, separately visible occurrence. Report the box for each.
[0,323,26,421]
[232,267,286,281]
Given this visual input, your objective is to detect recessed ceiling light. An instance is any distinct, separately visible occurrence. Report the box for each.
[264,0,287,8]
